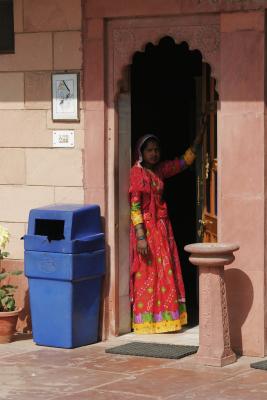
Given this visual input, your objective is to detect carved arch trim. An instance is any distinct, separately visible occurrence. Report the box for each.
[108,16,220,97]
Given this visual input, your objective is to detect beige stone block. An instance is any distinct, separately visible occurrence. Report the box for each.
[119,294,131,334]
[221,11,264,33]
[0,149,25,184]
[0,222,26,260]
[221,195,264,272]
[26,149,83,186]
[84,187,105,216]
[46,109,84,130]
[73,130,85,149]
[220,101,264,116]
[0,33,52,72]
[0,73,24,109]
[14,0,24,33]
[24,0,81,32]
[25,72,51,110]
[84,110,104,188]
[86,19,104,40]
[220,112,264,196]
[221,30,264,103]
[0,110,50,148]
[53,31,82,70]
[83,34,104,109]
[84,0,262,18]
[0,186,54,222]
[79,71,84,110]
[55,187,84,203]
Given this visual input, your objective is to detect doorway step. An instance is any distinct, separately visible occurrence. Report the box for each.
[118,325,199,346]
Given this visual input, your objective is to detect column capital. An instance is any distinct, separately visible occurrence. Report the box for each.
[184,242,239,268]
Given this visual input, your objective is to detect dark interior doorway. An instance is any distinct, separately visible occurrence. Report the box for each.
[130,37,205,326]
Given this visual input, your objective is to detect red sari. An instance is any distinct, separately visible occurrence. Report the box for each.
[129,158,187,334]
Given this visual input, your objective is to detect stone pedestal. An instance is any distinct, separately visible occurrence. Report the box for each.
[184,243,239,367]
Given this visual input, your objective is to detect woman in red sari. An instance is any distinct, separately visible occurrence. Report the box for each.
[129,131,204,334]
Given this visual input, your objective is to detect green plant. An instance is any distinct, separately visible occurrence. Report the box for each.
[0,225,22,312]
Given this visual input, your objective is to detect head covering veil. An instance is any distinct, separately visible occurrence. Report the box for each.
[134,134,160,165]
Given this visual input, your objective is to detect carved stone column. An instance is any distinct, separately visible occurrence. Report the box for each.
[184,243,239,367]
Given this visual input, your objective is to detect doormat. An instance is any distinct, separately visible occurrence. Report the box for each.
[105,342,198,360]
[251,359,267,371]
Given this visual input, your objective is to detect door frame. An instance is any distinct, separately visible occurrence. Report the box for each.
[107,15,221,335]
[196,64,218,244]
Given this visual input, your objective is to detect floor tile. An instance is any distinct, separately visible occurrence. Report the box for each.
[0,346,105,367]
[169,378,267,400]
[80,353,175,374]
[52,389,158,400]
[0,365,126,400]
[97,367,228,398]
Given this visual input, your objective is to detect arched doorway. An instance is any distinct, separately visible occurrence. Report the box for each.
[118,36,218,334]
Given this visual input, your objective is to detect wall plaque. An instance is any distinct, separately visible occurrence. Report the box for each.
[52,73,79,121]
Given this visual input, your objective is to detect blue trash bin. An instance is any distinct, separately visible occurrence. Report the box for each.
[24,204,105,349]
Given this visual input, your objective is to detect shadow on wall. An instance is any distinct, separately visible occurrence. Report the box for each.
[13,271,32,333]
[98,240,110,341]
[225,268,253,355]
[17,288,31,333]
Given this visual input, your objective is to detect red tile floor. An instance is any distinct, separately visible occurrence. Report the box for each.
[0,332,267,400]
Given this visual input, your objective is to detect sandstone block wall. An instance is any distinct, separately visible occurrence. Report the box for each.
[0,0,84,260]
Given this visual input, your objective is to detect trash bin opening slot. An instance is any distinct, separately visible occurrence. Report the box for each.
[35,219,65,242]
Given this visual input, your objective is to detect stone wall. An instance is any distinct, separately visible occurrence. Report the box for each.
[219,10,266,356]
[0,0,84,261]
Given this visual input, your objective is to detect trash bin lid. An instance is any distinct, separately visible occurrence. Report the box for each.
[24,204,104,253]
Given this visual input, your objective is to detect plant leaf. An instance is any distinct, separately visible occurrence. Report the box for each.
[1,297,9,305]
[6,298,15,311]
[10,270,22,276]
[2,286,15,294]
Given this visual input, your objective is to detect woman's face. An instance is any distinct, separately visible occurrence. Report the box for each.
[142,139,161,166]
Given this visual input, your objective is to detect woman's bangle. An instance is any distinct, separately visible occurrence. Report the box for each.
[137,235,146,241]
[183,147,197,165]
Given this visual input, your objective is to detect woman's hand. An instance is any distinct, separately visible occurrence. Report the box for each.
[137,238,148,256]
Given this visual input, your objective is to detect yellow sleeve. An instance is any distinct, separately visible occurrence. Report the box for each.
[130,192,143,226]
